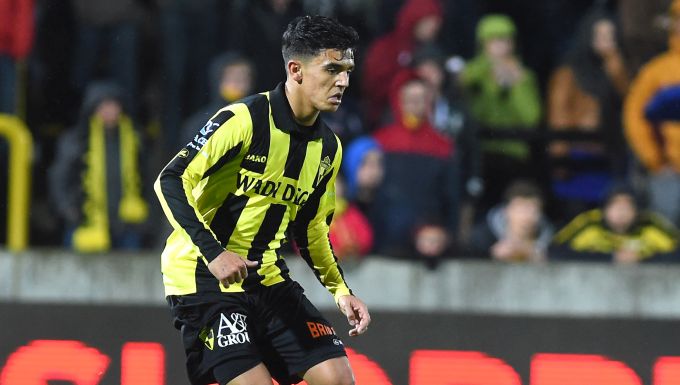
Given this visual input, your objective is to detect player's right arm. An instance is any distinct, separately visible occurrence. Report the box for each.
[154,105,255,285]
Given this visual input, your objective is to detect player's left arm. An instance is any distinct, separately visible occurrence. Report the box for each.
[293,140,370,336]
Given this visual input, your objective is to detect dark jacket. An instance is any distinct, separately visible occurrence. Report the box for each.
[49,82,141,235]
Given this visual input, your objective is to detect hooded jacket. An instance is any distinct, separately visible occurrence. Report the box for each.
[0,0,33,59]
[373,71,453,159]
[371,72,458,255]
[342,136,381,200]
[461,15,541,160]
[49,82,148,252]
[624,0,680,172]
[361,0,442,127]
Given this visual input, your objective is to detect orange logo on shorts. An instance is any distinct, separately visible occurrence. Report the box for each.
[307,322,336,338]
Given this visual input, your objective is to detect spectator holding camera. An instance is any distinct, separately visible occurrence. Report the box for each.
[469,180,553,262]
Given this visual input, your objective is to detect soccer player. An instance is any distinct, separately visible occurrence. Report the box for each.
[155,16,370,385]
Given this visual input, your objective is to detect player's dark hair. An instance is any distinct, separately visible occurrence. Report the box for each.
[282,15,359,64]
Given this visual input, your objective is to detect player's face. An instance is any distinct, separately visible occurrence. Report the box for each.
[302,48,355,112]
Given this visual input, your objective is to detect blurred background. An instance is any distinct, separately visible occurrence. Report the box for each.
[3,0,680,384]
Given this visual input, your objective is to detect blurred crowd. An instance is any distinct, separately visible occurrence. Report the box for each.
[2,0,680,266]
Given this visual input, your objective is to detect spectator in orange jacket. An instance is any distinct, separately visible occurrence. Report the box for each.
[624,0,680,226]
[0,0,33,113]
[547,8,630,219]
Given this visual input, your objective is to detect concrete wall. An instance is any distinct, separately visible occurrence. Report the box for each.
[2,249,680,319]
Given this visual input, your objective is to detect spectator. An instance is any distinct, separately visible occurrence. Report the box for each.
[0,0,34,113]
[180,52,255,146]
[461,14,542,208]
[341,136,384,215]
[469,180,553,262]
[547,8,630,219]
[624,0,680,226]
[329,175,374,261]
[550,184,680,263]
[372,72,457,260]
[618,0,673,73]
[412,44,483,226]
[71,0,142,117]
[230,0,304,92]
[158,0,222,153]
[361,0,442,128]
[49,82,149,253]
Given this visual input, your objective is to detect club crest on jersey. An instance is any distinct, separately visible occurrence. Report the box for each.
[316,156,332,186]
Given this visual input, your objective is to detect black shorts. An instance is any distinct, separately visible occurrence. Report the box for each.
[167,280,346,385]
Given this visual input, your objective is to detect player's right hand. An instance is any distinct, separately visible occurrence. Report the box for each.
[207,250,259,288]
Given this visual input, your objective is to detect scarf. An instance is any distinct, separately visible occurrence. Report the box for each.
[72,114,148,252]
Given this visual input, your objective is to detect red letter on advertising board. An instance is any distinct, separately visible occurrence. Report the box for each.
[121,342,165,385]
[410,350,521,385]
[531,354,641,385]
[653,357,680,385]
[0,340,110,385]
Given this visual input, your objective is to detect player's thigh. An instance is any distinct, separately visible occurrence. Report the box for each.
[259,281,347,382]
[302,356,354,385]
[225,363,274,385]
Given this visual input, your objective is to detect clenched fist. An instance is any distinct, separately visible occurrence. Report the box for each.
[207,250,259,288]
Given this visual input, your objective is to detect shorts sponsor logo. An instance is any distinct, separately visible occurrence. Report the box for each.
[178,148,189,158]
[216,313,250,348]
[333,338,343,346]
[307,321,336,339]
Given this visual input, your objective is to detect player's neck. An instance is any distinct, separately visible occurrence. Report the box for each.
[284,80,320,127]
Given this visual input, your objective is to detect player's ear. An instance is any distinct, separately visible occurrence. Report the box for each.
[287,60,303,84]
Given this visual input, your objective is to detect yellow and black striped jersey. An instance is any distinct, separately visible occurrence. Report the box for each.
[154,83,352,302]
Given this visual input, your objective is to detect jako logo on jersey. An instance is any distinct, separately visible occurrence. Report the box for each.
[236,173,310,206]
[245,154,267,163]
[216,313,250,348]
[187,120,220,151]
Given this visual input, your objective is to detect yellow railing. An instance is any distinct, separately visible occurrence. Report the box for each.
[0,114,33,251]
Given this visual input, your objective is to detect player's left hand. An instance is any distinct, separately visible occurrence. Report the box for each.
[337,295,371,337]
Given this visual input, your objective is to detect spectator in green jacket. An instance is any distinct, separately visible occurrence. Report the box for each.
[461,14,542,209]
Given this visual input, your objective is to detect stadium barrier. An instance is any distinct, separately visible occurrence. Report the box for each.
[0,114,33,252]
[3,250,680,318]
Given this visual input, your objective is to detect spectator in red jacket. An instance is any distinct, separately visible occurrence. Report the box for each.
[329,175,374,261]
[372,71,457,261]
[0,0,34,113]
[361,0,442,129]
